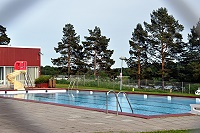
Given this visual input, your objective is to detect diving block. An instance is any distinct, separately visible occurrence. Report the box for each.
[190,104,200,115]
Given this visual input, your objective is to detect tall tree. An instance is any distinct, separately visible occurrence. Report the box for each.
[128,23,148,88]
[183,19,200,63]
[144,7,184,89]
[51,23,83,76]
[181,19,200,82]
[0,25,10,45]
[82,26,115,77]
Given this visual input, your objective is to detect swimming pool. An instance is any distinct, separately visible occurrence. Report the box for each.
[1,90,200,117]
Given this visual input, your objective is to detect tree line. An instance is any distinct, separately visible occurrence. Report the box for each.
[51,25,115,77]
[128,7,200,89]
[1,7,200,87]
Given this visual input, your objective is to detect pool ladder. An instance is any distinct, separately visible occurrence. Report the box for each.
[106,90,134,115]
[67,80,76,96]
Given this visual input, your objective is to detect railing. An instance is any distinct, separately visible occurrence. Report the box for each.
[117,91,134,114]
[106,90,134,115]
[67,80,76,97]
[106,90,122,115]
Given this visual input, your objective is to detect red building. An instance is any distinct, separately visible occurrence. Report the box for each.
[0,45,41,87]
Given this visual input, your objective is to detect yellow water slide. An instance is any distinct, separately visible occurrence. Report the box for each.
[6,61,27,90]
[6,70,26,90]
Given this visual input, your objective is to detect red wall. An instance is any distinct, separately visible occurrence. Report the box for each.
[0,46,41,67]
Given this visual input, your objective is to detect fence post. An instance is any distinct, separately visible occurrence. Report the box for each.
[145,79,147,86]
[189,83,190,94]
[77,77,78,88]
[182,82,184,93]
[98,76,99,87]
[112,78,114,89]
[84,75,85,86]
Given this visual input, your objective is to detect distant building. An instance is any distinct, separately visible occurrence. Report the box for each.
[0,45,41,87]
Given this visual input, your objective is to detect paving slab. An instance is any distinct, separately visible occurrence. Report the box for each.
[0,97,200,133]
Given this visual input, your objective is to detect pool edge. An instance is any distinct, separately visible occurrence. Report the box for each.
[0,89,196,119]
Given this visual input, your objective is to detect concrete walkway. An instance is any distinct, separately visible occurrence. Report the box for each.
[0,97,200,133]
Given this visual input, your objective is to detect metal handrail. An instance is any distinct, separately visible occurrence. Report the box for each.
[68,81,73,89]
[117,91,134,113]
[71,80,75,89]
[106,90,122,116]
[68,81,75,96]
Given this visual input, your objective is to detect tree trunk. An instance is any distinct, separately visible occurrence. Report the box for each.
[138,50,141,89]
[162,65,164,90]
[68,44,70,77]
[94,50,97,77]
[161,43,165,90]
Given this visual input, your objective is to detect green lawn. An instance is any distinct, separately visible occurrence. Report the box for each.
[56,84,200,97]
[96,129,200,133]
[140,129,200,133]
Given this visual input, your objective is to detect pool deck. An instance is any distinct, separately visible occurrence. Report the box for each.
[0,93,200,133]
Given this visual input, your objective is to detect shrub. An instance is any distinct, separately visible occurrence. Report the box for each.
[35,75,51,84]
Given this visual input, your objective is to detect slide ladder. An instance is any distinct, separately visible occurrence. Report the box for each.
[24,69,33,89]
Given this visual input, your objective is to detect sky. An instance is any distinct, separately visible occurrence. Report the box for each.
[0,0,199,68]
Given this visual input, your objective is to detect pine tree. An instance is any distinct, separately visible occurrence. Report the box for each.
[82,26,115,77]
[144,7,184,89]
[181,19,200,82]
[184,19,200,62]
[128,23,148,88]
[0,25,10,45]
[51,24,83,76]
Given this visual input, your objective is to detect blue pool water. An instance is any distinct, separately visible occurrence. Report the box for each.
[2,90,200,116]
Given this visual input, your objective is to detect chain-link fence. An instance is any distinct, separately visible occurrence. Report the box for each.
[56,75,200,94]
[127,79,199,94]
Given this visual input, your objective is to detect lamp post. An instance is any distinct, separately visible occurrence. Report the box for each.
[119,56,126,91]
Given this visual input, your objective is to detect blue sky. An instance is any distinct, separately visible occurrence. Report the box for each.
[0,0,199,68]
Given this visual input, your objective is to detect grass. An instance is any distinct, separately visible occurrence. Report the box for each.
[56,83,200,97]
[96,129,200,133]
[140,129,200,133]
[56,84,110,91]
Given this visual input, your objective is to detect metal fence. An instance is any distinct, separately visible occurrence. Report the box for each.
[65,75,200,94]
